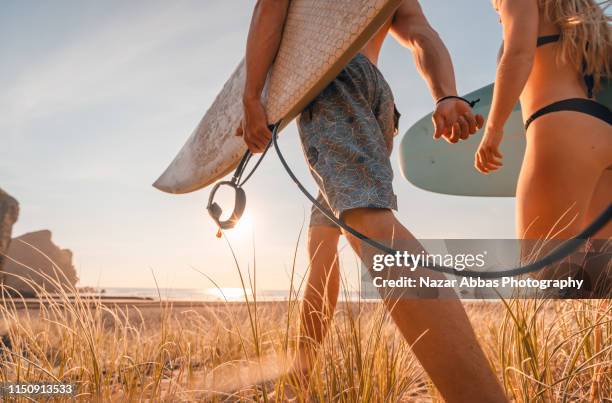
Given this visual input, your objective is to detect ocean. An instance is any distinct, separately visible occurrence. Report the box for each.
[89,287,495,301]
[97,287,362,302]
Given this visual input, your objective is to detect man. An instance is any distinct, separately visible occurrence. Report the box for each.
[238,1,507,401]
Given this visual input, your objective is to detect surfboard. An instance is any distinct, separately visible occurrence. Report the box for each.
[399,79,611,197]
[154,0,402,194]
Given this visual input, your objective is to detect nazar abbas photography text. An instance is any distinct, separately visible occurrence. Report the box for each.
[370,251,584,291]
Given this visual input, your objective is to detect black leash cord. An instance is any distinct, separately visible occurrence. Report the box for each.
[232,151,251,184]
[236,138,274,187]
[269,122,612,279]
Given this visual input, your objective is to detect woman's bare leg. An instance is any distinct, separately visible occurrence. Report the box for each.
[585,173,611,395]
[584,169,612,239]
[341,208,507,403]
[294,226,341,374]
[583,169,612,293]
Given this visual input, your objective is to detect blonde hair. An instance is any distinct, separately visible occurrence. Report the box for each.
[494,0,611,91]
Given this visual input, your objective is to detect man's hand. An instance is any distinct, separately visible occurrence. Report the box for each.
[236,98,271,153]
[432,98,484,143]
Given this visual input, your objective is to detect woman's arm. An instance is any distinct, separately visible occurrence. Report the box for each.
[475,0,538,173]
[488,0,538,131]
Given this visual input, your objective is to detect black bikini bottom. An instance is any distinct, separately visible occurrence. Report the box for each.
[525,98,612,130]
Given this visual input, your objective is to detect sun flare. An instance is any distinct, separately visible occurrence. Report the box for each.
[231,212,254,238]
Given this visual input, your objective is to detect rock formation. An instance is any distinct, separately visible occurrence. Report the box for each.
[0,188,19,283]
[3,230,78,294]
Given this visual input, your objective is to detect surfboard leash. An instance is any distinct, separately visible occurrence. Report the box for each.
[207,121,611,277]
[267,122,612,279]
[206,142,273,236]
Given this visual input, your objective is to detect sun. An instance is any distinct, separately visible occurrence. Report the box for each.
[230,212,254,238]
[207,287,251,301]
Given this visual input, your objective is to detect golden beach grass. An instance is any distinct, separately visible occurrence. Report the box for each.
[0,239,610,402]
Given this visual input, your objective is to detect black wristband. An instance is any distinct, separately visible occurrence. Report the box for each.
[436,95,480,108]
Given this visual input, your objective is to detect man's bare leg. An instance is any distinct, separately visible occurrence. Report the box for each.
[294,226,341,377]
[342,208,507,403]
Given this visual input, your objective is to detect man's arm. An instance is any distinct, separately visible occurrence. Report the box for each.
[238,0,290,153]
[390,1,455,101]
[390,0,482,142]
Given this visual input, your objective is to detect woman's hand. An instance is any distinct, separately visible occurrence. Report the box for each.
[475,126,504,173]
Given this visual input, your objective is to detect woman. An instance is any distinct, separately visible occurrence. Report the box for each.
[476,0,611,244]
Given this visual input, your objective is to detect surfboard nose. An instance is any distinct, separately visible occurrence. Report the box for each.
[152,174,177,193]
[152,171,183,194]
[153,158,197,194]
[153,144,206,194]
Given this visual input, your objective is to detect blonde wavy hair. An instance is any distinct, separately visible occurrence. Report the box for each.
[494,0,611,91]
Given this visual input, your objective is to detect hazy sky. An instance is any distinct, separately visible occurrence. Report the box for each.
[2,1,516,291]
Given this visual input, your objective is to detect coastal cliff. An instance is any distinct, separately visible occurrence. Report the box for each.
[0,188,19,283]
[3,230,78,294]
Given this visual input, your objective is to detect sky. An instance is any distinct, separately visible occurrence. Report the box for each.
[1,1,517,291]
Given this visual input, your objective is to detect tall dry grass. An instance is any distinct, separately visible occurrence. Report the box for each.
[0,238,610,402]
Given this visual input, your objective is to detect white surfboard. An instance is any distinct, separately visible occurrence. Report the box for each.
[399,80,611,197]
[154,0,402,194]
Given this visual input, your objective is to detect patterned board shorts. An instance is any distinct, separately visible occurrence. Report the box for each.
[297,53,400,229]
